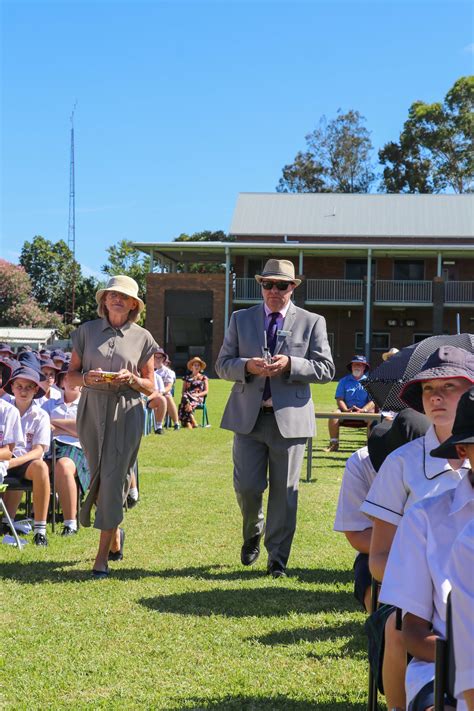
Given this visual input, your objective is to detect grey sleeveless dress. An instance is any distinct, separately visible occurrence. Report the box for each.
[71,318,158,530]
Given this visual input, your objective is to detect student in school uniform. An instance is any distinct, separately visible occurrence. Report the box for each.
[378,387,474,711]
[333,408,429,611]
[37,358,63,412]
[153,349,179,430]
[49,367,89,536]
[0,362,24,484]
[360,346,474,710]
[449,518,474,711]
[146,363,167,434]
[2,367,51,546]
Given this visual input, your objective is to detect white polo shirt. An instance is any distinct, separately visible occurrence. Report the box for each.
[360,425,470,525]
[449,518,474,711]
[334,446,375,532]
[0,399,24,482]
[49,396,81,448]
[11,401,51,457]
[379,473,474,707]
[36,385,63,410]
[155,365,176,390]
[153,372,165,394]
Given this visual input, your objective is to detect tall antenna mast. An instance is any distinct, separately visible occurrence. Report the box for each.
[68,103,77,318]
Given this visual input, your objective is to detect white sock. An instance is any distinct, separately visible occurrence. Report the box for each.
[128,487,139,501]
[34,521,47,536]
[63,519,77,531]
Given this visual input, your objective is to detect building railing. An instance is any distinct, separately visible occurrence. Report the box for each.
[306,279,364,302]
[374,280,432,303]
[445,281,474,304]
[234,278,262,301]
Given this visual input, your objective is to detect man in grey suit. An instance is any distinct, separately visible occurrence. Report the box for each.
[215,259,335,577]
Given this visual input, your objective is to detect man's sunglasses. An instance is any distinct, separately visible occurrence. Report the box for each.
[261,281,293,291]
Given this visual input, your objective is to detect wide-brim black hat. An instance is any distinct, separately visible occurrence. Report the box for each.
[431,387,474,459]
[400,346,474,412]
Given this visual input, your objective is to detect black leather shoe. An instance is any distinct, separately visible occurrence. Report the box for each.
[108,528,125,561]
[92,565,109,579]
[61,525,77,537]
[267,561,287,578]
[33,532,48,547]
[126,495,139,509]
[241,532,263,566]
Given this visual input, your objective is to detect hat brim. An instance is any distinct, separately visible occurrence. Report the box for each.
[4,374,46,398]
[430,433,474,459]
[346,360,369,371]
[400,372,474,412]
[255,274,302,287]
[95,287,145,312]
[187,358,206,371]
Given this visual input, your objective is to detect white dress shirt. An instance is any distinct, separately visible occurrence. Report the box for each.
[0,399,24,482]
[360,425,470,525]
[334,446,375,532]
[11,401,51,458]
[379,474,474,707]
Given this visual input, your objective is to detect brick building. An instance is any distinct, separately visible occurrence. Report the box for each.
[135,193,474,376]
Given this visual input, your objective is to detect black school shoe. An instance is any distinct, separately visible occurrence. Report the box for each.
[61,525,77,537]
[108,528,125,561]
[33,532,48,546]
[126,494,139,509]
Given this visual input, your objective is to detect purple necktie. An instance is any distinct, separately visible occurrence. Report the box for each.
[262,312,279,401]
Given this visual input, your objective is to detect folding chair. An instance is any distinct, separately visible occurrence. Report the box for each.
[195,396,210,427]
[0,483,25,549]
[434,592,455,711]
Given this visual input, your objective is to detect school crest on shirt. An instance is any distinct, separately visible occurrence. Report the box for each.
[26,432,34,449]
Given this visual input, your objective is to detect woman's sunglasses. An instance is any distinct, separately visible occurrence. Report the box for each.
[261,281,293,291]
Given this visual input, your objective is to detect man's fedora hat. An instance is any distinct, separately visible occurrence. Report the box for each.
[95,275,145,312]
[430,387,474,459]
[255,259,301,287]
[400,346,474,413]
[346,354,370,371]
[4,366,47,398]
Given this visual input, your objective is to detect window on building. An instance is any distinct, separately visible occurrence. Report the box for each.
[394,260,424,281]
[355,332,390,351]
[413,333,432,344]
[246,258,263,278]
[345,259,373,280]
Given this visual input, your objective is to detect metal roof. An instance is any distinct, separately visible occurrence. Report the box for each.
[0,327,57,345]
[230,193,474,239]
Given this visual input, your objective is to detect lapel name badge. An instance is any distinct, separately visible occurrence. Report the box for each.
[277,330,292,337]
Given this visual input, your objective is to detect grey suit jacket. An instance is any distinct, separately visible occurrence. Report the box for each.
[215,302,335,438]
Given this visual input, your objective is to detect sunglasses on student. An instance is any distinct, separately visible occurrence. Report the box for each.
[261,281,293,291]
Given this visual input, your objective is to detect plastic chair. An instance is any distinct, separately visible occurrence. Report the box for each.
[0,483,25,548]
[195,396,210,427]
[434,592,455,711]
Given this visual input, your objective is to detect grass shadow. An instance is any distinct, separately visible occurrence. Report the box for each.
[251,619,366,659]
[139,586,356,618]
[173,695,367,710]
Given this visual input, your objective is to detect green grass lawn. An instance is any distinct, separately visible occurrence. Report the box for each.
[1,381,375,710]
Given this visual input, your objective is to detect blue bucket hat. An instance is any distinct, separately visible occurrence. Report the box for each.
[347,355,370,372]
[4,366,47,398]
[16,351,42,374]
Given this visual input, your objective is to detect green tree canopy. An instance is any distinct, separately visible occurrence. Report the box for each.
[379,76,474,193]
[102,239,150,299]
[277,110,375,193]
[19,235,81,314]
[173,230,233,273]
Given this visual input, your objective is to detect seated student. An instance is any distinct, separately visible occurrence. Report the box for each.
[324,355,375,452]
[449,518,474,711]
[0,343,15,361]
[360,346,474,710]
[178,356,208,429]
[0,362,24,484]
[1,366,51,546]
[49,367,89,536]
[153,349,179,430]
[37,358,63,411]
[146,365,167,434]
[379,387,474,711]
[51,349,67,369]
[333,409,429,612]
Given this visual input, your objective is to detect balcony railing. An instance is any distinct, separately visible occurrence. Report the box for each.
[234,278,262,301]
[374,280,432,303]
[306,279,364,303]
[445,281,474,304]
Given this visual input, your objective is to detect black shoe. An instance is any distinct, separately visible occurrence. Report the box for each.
[173,423,180,431]
[108,528,125,561]
[33,532,48,547]
[267,561,287,579]
[154,428,163,435]
[241,532,263,566]
[61,525,77,537]
[126,495,139,509]
[92,565,109,579]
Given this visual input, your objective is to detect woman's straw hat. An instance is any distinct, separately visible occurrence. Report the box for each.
[187,356,206,371]
[95,275,144,312]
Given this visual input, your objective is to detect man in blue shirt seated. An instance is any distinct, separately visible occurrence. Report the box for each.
[324,355,375,452]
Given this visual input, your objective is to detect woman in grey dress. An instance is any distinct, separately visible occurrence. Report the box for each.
[68,275,158,577]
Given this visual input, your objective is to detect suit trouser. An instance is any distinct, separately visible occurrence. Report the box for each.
[232,411,307,568]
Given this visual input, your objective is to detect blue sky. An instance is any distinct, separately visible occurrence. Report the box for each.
[1,0,472,278]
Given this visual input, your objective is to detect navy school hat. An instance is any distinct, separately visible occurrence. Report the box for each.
[430,387,474,459]
[0,342,14,355]
[400,346,474,413]
[4,366,47,398]
[16,351,42,373]
[346,354,370,372]
[0,360,14,388]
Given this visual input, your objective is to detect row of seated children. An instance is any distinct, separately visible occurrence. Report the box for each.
[0,353,88,545]
[334,345,474,711]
